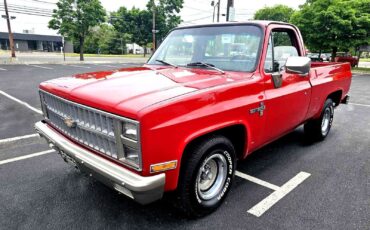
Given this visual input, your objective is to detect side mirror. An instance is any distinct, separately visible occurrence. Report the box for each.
[285,56,311,76]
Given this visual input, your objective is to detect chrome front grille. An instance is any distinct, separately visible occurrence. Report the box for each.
[40,91,119,158]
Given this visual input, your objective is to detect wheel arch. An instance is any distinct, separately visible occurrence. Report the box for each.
[327,90,343,107]
[174,124,248,217]
[179,124,248,175]
[311,89,342,120]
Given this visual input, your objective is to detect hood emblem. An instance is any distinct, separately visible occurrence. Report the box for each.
[63,117,77,128]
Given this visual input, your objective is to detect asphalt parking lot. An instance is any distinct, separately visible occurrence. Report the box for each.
[0,64,369,229]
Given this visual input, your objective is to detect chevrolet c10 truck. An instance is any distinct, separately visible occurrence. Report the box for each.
[35,21,352,217]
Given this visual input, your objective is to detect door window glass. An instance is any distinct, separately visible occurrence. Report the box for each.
[264,30,300,73]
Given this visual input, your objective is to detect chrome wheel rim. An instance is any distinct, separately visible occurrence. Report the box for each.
[321,107,331,135]
[196,153,228,201]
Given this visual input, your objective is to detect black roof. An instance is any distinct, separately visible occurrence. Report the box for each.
[0,32,62,42]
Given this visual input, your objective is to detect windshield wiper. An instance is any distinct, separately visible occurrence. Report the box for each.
[156,59,177,68]
[186,62,225,74]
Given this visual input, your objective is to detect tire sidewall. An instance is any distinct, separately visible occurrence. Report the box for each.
[321,100,334,137]
[192,142,236,209]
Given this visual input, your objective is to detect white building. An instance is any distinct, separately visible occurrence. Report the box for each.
[126,43,151,55]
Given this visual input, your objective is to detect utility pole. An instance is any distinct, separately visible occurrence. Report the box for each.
[120,37,123,55]
[3,0,16,58]
[62,36,65,61]
[226,0,234,22]
[152,3,156,52]
[217,0,220,22]
[151,1,159,53]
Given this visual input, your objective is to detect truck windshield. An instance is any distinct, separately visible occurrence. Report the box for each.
[148,25,262,72]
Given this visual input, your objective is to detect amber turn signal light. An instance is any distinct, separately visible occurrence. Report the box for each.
[150,160,177,173]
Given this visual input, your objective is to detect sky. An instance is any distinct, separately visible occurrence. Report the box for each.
[0,0,306,35]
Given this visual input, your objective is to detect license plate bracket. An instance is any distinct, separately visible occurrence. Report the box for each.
[60,151,78,168]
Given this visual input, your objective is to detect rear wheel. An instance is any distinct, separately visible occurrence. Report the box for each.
[176,136,236,218]
[304,98,334,141]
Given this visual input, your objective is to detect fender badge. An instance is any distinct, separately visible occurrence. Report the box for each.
[63,117,77,128]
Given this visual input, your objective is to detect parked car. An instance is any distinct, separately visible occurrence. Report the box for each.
[307,53,332,62]
[307,53,323,62]
[320,53,332,61]
[35,21,352,217]
[335,52,359,67]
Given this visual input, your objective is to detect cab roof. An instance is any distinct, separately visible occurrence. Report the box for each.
[177,20,294,30]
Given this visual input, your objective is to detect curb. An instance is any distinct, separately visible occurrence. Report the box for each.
[352,71,370,75]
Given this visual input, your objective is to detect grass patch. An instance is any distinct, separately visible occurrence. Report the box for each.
[65,53,147,58]
[352,67,370,74]
[360,58,370,62]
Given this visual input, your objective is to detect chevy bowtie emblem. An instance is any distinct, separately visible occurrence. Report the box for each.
[63,117,77,128]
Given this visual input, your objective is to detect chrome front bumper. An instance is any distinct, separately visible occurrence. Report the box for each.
[35,121,165,205]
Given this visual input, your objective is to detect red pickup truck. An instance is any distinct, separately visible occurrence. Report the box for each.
[334,52,359,67]
[35,21,352,217]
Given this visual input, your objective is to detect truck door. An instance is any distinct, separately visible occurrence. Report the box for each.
[261,27,312,142]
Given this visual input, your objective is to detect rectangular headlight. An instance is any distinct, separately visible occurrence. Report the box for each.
[123,145,140,166]
[119,121,141,170]
[122,122,138,141]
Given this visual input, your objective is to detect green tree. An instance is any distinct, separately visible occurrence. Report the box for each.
[48,0,106,61]
[84,24,131,54]
[254,4,295,22]
[146,0,184,45]
[290,0,370,60]
[350,0,370,58]
[111,0,183,56]
[111,7,152,56]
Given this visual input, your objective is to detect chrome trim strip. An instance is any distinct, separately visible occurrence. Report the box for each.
[121,135,139,149]
[39,91,49,118]
[113,120,125,160]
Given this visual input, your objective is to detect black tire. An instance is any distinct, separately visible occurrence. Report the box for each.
[304,98,334,141]
[176,135,236,218]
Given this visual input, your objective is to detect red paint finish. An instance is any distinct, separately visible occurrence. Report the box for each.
[39,21,352,191]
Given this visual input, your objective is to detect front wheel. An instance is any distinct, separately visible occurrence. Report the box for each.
[304,98,334,141]
[176,136,236,218]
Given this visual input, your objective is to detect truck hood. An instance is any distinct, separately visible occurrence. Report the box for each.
[40,66,252,119]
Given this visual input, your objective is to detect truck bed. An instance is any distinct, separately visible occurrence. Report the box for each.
[305,62,352,119]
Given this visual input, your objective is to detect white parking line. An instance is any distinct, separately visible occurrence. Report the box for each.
[247,172,311,217]
[349,102,370,108]
[0,134,39,144]
[0,90,42,114]
[28,65,53,70]
[67,65,91,69]
[0,67,7,71]
[0,149,54,166]
[236,171,280,191]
